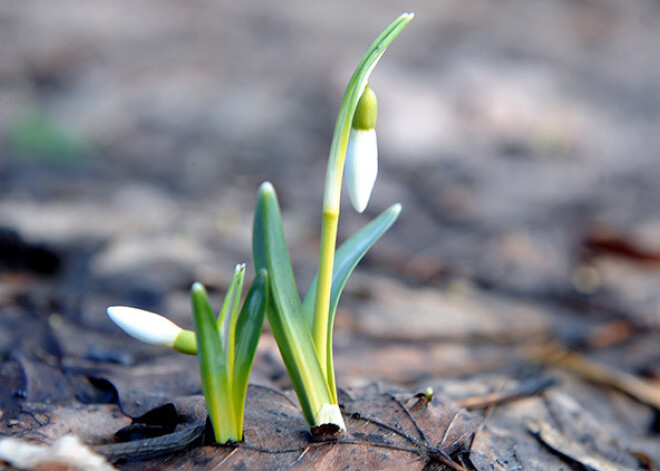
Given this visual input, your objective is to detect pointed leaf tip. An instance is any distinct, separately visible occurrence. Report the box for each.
[192,281,205,294]
[259,181,275,195]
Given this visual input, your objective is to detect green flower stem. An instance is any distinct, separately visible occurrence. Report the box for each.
[312,209,339,379]
[312,12,414,387]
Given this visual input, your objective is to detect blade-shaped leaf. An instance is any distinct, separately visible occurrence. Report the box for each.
[302,203,401,330]
[226,264,246,380]
[253,182,336,426]
[191,282,238,443]
[232,269,269,432]
[216,264,244,342]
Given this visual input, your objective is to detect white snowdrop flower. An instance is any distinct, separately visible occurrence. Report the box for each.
[107,306,183,348]
[345,86,378,213]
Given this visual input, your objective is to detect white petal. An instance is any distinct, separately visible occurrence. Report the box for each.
[345,128,378,213]
[107,306,182,348]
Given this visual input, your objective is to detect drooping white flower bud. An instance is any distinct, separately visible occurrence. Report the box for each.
[345,86,378,213]
[107,306,183,348]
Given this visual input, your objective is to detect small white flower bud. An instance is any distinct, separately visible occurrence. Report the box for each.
[107,306,183,348]
[345,128,378,213]
[345,86,378,213]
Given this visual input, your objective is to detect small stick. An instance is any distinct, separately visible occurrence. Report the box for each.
[387,393,430,444]
[455,377,558,410]
[538,348,660,410]
[95,423,206,462]
[349,412,467,471]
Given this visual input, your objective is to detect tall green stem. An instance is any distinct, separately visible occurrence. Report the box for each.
[311,12,414,388]
[312,210,339,376]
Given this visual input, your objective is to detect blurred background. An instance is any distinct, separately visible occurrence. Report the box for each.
[2,1,660,466]
[3,0,660,322]
[1,0,660,453]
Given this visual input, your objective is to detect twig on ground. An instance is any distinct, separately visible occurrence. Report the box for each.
[349,411,468,471]
[94,423,206,462]
[536,348,660,410]
[455,377,558,410]
[387,392,430,444]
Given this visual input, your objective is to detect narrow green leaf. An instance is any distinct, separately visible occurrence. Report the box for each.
[191,282,239,443]
[227,264,246,382]
[302,203,401,330]
[253,183,304,324]
[232,269,269,432]
[216,264,243,339]
[253,182,335,426]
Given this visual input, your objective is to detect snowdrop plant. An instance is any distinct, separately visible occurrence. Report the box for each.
[107,265,268,444]
[254,12,413,432]
[106,11,413,442]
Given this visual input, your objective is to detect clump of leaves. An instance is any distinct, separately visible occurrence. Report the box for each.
[254,12,413,433]
[106,12,413,443]
[108,265,268,443]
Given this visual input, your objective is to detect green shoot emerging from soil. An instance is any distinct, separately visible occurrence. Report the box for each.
[107,266,268,444]
[106,11,413,444]
[190,267,269,443]
[253,12,413,432]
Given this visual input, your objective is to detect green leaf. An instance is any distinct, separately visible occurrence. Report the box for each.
[232,269,269,432]
[253,182,336,427]
[216,264,244,341]
[226,264,246,381]
[302,203,401,330]
[191,282,239,443]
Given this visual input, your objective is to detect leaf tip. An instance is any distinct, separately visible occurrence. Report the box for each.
[258,181,275,196]
[191,281,206,296]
